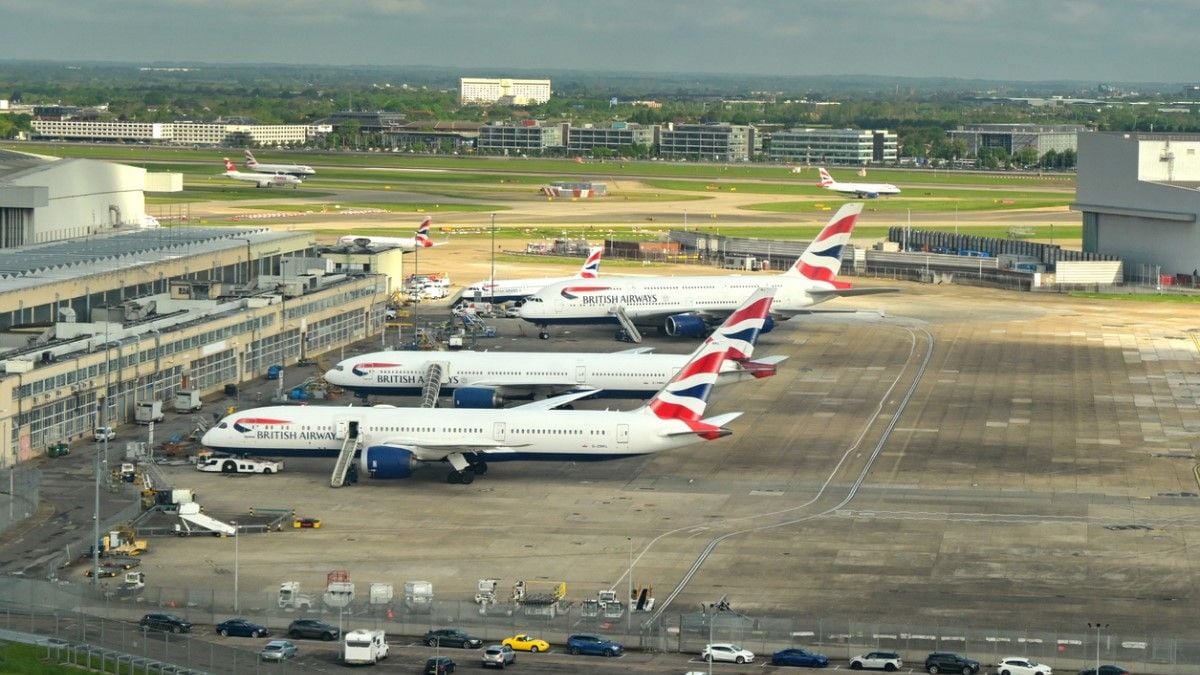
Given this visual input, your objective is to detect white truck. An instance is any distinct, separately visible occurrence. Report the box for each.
[195,455,283,474]
[278,581,315,611]
[174,389,202,412]
[343,629,389,665]
[134,400,164,424]
[404,580,433,613]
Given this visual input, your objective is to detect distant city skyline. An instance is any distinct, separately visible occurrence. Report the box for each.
[0,0,1195,84]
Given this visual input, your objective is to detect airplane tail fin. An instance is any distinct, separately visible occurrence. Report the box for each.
[817,167,834,187]
[414,216,434,248]
[640,339,732,433]
[243,150,258,167]
[577,246,604,279]
[223,157,237,172]
[783,203,864,285]
[701,287,775,361]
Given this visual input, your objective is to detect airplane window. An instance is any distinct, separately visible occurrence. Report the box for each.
[218,422,227,429]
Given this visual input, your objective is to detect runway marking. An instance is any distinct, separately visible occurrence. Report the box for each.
[893,428,939,433]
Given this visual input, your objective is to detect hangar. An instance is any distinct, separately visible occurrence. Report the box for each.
[1075,132,1200,282]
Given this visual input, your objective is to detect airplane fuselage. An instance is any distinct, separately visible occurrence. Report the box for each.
[337,235,422,251]
[202,404,708,461]
[247,161,314,177]
[462,275,577,304]
[325,349,753,397]
[519,276,824,326]
[225,170,300,188]
[824,181,900,197]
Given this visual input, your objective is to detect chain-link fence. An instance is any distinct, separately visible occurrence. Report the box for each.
[3,576,1200,674]
[0,467,40,536]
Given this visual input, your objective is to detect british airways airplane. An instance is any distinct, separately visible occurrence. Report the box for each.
[338,216,440,251]
[243,150,316,179]
[816,167,901,199]
[201,328,752,485]
[323,287,782,406]
[462,246,604,304]
[518,203,895,340]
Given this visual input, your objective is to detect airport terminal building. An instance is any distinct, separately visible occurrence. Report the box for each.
[1074,132,1200,281]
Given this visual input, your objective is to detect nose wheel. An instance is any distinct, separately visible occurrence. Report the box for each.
[447,470,475,485]
[538,331,549,340]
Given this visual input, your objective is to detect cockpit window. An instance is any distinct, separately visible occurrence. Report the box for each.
[217,422,227,429]
[334,365,344,371]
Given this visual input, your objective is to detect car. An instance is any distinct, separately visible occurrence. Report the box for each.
[703,642,756,664]
[925,651,981,674]
[259,639,297,661]
[138,613,192,634]
[286,618,339,641]
[566,633,623,657]
[997,657,1052,675]
[424,656,456,674]
[850,651,903,671]
[94,426,116,442]
[770,647,827,667]
[481,644,517,668]
[1078,667,1130,675]
[216,617,269,638]
[423,628,482,649]
[502,633,550,652]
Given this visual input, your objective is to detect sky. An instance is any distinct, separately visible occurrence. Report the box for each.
[0,0,1194,83]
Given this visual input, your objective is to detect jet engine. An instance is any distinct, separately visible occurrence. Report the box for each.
[360,446,417,480]
[452,386,504,409]
[664,314,708,337]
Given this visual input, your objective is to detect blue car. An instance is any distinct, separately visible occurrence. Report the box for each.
[771,647,829,668]
[566,633,623,657]
[216,617,269,638]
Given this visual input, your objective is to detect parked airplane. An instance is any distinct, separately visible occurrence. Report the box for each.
[201,334,746,485]
[462,246,604,304]
[337,216,439,251]
[519,203,894,340]
[816,167,900,198]
[221,158,302,189]
[324,287,781,407]
[243,150,316,178]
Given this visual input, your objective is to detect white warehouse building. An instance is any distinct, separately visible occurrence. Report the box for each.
[1074,132,1200,281]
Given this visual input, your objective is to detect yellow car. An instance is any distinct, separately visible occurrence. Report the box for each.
[501,634,550,653]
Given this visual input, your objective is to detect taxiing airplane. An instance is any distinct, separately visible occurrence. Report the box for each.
[462,246,604,304]
[338,216,440,251]
[244,150,316,179]
[519,203,895,340]
[202,333,746,485]
[816,167,900,199]
[324,287,782,406]
[222,158,302,189]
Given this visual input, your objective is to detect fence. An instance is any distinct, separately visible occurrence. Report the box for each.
[0,467,40,537]
[2,576,1200,674]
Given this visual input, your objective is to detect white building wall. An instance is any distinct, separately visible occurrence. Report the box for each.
[10,160,146,243]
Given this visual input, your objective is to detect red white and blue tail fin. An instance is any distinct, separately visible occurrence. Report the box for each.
[414,216,434,248]
[576,246,604,279]
[243,150,259,168]
[222,157,237,172]
[817,167,835,187]
[702,287,775,361]
[642,338,731,433]
[783,203,863,286]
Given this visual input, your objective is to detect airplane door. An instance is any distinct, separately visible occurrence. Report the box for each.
[576,365,586,384]
[334,420,348,440]
[616,424,630,446]
[493,422,505,442]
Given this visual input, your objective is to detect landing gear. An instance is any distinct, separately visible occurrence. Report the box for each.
[447,470,475,485]
[538,331,549,340]
[470,461,488,475]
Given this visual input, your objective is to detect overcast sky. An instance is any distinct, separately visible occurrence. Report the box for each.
[0,0,1192,83]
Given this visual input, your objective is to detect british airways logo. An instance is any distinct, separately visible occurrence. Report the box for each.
[560,286,659,305]
[352,362,401,377]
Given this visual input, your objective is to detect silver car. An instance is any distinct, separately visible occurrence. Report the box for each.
[259,639,297,661]
[481,644,516,668]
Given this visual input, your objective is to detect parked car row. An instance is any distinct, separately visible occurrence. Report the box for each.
[134,616,1123,675]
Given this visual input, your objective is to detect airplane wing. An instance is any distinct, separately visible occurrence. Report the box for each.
[613,346,656,354]
[510,389,599,411]
[371,438,527,463]
[808,287,899,300]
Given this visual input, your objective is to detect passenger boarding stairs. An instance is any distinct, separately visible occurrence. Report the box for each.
[609,306,642,343]
[421,361,445,408]
[330,433,361,488]
[176,502,237,536]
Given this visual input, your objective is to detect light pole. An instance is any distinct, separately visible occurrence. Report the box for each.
[490,213,496,306]
[232,520,239,613]
[706,602,716,675]
[1088,622,1108,673]
[626,537,633,634]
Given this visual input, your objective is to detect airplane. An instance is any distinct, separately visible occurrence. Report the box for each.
[816,167,900,199]
[337,216,440,251]
[221,158,302,189]
[243,150,316,178]
[323,287,782,407]
[462,246,604,304]
[201,332,747,485]
[518,203,895,340]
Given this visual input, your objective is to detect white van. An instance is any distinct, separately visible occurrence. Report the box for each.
[343,629,389,665]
